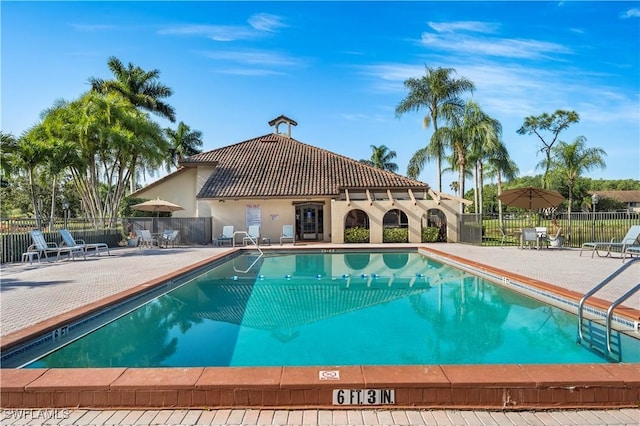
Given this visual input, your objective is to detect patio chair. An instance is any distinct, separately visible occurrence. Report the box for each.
[215,225,234,246]
[60,229,110,256]
[28,230,85,262]
[160,229,180,248]
[280,224,295,245]
[546,227,563,249]
[243,225,260,246]
[521,228,538,249]
[580,225,640,258]
[137,229,157,249]
[499,226,518,247]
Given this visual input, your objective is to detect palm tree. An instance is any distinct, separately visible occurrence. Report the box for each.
[547,136,606,241]
[485,142,519,228]
[0,131,18,182]
[434,101,496,213]
[469,114,502,214]
[165,122,204,171]
[517,110,579,189]
[12,130,51,229]
[360,144,398,173]
[90,56,176,122]
[395,66,475,191]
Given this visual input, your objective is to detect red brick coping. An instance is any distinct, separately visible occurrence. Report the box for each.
[1,247,638,409]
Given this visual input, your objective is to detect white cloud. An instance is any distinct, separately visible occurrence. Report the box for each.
[420,32,570,60]
[158,13,286,41]
[200,49,306,68]
[248,13,286,32]
[622,8,640,18]
[428,21,498,34]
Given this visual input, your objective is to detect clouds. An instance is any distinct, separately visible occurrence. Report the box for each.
[621,8,640,18]
[421,20,570,60]
[158,13,286,41]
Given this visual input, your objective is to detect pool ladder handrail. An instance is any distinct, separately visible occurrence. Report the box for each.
[577,257,640,357]
[232,231,263,255]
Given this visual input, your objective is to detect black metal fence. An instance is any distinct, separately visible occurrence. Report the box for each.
[0,217,212,264]
[460,211,640,247]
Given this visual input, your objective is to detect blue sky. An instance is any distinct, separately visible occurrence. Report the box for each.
[2,1,639,191]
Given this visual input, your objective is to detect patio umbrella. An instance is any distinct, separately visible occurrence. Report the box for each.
[498,187,564,210]
[132,197,185,216]
[131,197,184,233]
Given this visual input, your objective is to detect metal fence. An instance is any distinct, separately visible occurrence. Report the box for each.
[0,217,212,264]
[460,211,640,247]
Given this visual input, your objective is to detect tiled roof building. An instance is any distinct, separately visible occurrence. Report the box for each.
[134,116,466,244]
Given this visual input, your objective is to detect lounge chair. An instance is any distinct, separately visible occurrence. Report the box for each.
[215,226,234,246]
[520,228,538,249]
[160,229,180,248]
[137,229,157,249]
[60,229,110,256]
[28,230,85,262]
[622,245,640,263]
[580,225,640,258]
[280,224,295,245]
[243,225,260,246]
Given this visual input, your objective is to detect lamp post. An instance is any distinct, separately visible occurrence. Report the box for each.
[62,200,69,229]
[591,193,600,241]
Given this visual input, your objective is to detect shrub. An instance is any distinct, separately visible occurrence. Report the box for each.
[344,226,370,243]
[383,227,408,243]
[422,226,439,242]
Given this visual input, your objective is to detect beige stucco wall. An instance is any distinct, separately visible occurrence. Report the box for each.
[134,168,198,217]
[206,197,333,244]
[330,199,461,243]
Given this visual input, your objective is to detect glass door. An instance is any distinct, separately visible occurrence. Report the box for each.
[295,204,324,241]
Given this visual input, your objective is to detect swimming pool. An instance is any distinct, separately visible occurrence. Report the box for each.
[16,250,639,368]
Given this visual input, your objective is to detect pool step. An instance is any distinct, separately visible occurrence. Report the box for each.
[579,318,622,362]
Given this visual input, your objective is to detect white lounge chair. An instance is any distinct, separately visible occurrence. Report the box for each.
[215,226,234,246]
[280,224,295,245]
[160,229,180,248]
[622,245,640,262]
[28,230,85,262]
[580,225,640,258]
[243,225,260,246]
[60,229,110,256]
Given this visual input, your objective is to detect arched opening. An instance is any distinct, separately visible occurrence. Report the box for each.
[422,209,447,242]
[344,209,369,243]
[383,208,408,243]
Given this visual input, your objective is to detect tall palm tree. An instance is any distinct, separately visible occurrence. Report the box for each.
[395,66,475,191]
[469,114,502,214]
[90,56,176,122]
[0,131,18,181]
[547,136,606,241]
[165,121,204,171]
[485,142,519,228]
[434,101,495,213]
[360,144,399,173]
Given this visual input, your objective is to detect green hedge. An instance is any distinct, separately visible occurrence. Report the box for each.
[383,227,408,243]
[344,226,370,243]
[422,226,439,242]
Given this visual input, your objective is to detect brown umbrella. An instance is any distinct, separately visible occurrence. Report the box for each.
[498,187,564,210]
[132,197,184,216]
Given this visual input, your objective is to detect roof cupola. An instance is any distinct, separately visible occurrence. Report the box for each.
[268,115,297,138]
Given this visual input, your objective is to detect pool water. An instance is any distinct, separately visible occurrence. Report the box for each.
[26,251,640,368]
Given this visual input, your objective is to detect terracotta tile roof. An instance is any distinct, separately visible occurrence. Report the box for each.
[183,133,429,199]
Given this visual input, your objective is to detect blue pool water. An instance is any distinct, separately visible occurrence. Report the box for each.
[25,251,640,368]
